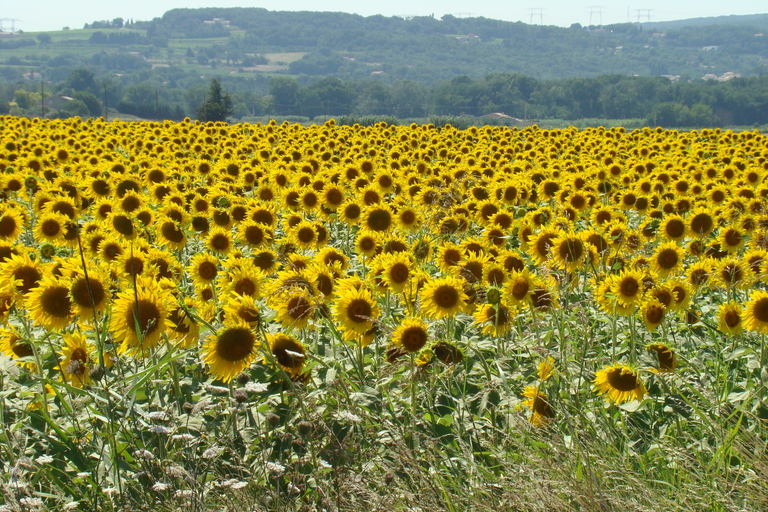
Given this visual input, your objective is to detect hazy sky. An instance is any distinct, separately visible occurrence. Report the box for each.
[4,1,767,33]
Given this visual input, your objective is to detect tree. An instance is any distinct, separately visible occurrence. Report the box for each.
[197,78,234,122]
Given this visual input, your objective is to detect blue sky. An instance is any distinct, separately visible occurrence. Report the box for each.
[6,1,767,32]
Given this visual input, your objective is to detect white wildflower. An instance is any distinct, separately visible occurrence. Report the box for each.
[152,482,170,492]
[244,381,268,393]
[19,497,43,509]
[206,384,230,395]
[165,465,188,478]
[335,410,361,423]
[76,472,90,479]
[148,425,171,434]
[202,446,222,459]
[231,480,248,490]
[191,399,212,414]
[265,461,286,474]
[134,449,155,461]
[318,459,332,469]
[35,455,54,465]
[63,501,80,511]
[171,433,195,442]
[148,411,169,421]
[174,489,194,499]
[102,487,120,496]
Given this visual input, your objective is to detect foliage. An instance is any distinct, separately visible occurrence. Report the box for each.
[196,78,234,122]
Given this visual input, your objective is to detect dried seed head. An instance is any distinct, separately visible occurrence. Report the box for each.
[296,420,313,437]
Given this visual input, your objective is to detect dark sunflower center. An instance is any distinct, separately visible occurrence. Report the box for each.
[724,229,741,247]
[0,216,17,238]
[657,249,678,270]
[11,336,33,358]
[725,310,741,328]
[237,306,261,325]
[433,341,463,364]
[400,210,415,225]
[690,214,712,234]
[326,189,343,205]
[753,298,768,323]
[217,327,255,362]
[211,234,230,251]
[443,249,461,267]
[463,262,483,283]
[559,239,583,263]
[367,208,392,232]
[161,222,184,244]
[535,234,555,257]
[620,278,639,297]
[197,261,217,281]
[235,278,256,297]
[245,225,264,245]
[606,369,639,392]
[387,263,409,284]
[645,306,665,324]
[347,298,372,323]
[168,308,191,334]
[273,337,304,368]
[532,394,555,418]
[70,347,88,374]
[297,227,315,244]
[40,286,72,318]
[511,279,529,300]
[665,219,685,238]
[124,257,144,276]
[434,285,459,309]
[400,326,428,352]
[690,269,709,286]
[41,219,61,237]
[531,288,552,309]
[720,264,742,284]
[487,305,511,325]
[126,299,161,337]
[71,277,106,308]
[102,243,122,261]
[253,252,275,271]
[287,296,312,321]
[13,266,42,294]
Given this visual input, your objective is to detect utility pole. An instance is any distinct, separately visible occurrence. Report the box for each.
[588,6,603,27]
[527,8,544,25]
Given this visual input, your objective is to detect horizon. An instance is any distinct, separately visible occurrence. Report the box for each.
[3,2,768,33]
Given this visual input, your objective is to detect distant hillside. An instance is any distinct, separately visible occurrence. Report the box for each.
[642,13,768,31]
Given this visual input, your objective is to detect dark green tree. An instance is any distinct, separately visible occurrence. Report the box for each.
[197,78,234,122]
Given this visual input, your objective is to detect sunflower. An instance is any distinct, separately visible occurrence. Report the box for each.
[420,276,468,320]
[593,364,647,405]
[223,265,262,299]
[206,227,233,255]
[0,208,25,241]
[639,297,666,331]
[274,288,316,330]
[717,226,745,254]
[688,208,715,238]
[650,241,685,278]
[686,259,712,289]
[743,290,768,334]
[267,332,307,378]
[0,287,14,324]
[237,221,272,249]
[715,258,752,289]
[718,302,743,335]
[391,317,429,353]
[156,216,187,250]
[189,253,219,286]
[27,278,74,331]
[290,220,318,250]
[538,357,555,381]
[369,252,412,293]
[59,332,93,388]
[202,319,260,383]
[522,386,555,427]
[610,268,645,309]
[33,211,69,244]
[110,276,172,355]
[334,285,380,335]
[505,268,535,307]
[527,228,560,266]
[0,252,44,298]
[646,342,677,373]
[97,235,124,263]
[166,299,200,348]
[355,229,379,258]
[549,231,587,272]
[0,327,35,369]
[473,301,513,336]
[659,215,687,242]
[222,294,262,329]
[395,205,421,231]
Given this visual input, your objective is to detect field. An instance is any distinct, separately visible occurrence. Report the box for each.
[0,117,767,511]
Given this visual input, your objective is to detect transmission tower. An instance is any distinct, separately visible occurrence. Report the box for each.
[634,9,651,23]
[587,6,603,26]
[527,8,544,25]
[0,18,21,34]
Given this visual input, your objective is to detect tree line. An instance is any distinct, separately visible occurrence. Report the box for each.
[2,68,768,127]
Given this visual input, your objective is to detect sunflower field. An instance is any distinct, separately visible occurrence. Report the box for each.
[0,116,767,511]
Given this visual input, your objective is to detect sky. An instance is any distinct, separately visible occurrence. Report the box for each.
[3,0,767,33]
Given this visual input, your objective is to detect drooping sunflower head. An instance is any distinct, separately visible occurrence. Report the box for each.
[593,364,647,405]
[203,320,260,383]
[646,343,677,373]
[639,297,666,331]
[267,332,306,378]
[522,386,555,427]
[60,332,93,388]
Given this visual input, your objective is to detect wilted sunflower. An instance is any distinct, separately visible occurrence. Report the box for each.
[59,332,93,388]
[110,276,172,355]
[391,317,429,353]
[646,342,677,373]
[263,331,307,380]
[593,364,647,405]
[27,277,74,331]
[0,327,35,369]
[522,386,555,427]
[743,290,768,334]
[202,319,259,382]
[420,276,468,320]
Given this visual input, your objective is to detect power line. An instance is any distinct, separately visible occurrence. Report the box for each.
[527,8,544,25]
[634,9,651,23]
[587,6,603,27]
[0,18,21,34]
